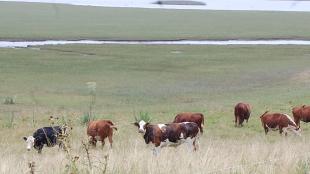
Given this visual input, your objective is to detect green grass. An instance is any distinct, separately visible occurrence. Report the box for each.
[0,44,310,124]
[1,2,310,40]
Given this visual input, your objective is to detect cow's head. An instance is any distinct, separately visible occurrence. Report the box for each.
[23,136,35,151]
[134,120,149,133]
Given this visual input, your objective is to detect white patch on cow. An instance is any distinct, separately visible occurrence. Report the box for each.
[181,122,190,124]
[283,114,297,127]
[287,125,302,136]
[180,133,184,139]
[24,136,35,151]
[157,124,166,131]
[138,120,146,133]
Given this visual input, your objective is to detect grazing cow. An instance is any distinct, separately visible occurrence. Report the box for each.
[173,112,204,134]
[260,111,301,136]
[87,120,117,148]
[23,126,65,153]
[234,102,251,127]
[292,105,310,128]
[134,120,199,155]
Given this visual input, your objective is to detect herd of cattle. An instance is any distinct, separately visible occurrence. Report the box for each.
[23,103,310,155]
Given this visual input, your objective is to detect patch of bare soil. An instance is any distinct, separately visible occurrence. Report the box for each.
[291,70,310,83]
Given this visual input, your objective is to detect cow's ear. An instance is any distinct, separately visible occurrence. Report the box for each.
[145,123,150,128]
[23,137,27,141]
[133,122,139,127]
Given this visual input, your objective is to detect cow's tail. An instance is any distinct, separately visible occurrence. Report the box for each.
[201,113,205,128]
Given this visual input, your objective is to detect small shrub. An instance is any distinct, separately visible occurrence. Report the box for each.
[134,111,152,123]
[3,96,16,105]
[81,113,91,125]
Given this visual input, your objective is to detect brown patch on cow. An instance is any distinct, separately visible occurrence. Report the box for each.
[173,112,204,134]
[234,103,251,127]
[87,120,117,148]
[292,105,310,128]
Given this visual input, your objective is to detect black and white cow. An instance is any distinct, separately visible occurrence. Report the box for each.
[23,126,65,153]
[134,120,199,155]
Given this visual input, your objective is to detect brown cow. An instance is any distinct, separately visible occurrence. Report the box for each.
[134,120,199,155]
[260,111,301,136]
[87,120,117,148]
[292,105,310,128]
[173,112,204,134]
[234,102,251,127]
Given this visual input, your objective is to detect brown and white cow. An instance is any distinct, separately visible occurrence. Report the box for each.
[87,120,117,148]
[260,111,301,136]
[134,120,199,155]
[292,105,310,128]
[234,102,251,127]
[173,112,204,134]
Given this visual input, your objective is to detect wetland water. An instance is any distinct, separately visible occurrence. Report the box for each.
[1,40,310,48]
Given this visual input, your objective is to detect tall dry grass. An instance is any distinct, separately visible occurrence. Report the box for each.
[1,122,310,174]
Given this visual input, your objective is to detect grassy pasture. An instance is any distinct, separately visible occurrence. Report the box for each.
[1,2,310,40]
[0,44,310,173]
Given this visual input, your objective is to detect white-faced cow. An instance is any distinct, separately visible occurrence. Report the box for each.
[292,105,310,128]
[234,102,251,127]
[173,112,204,134]
[260,111,301,136]
[23,126,65,153]
[134,120,199,155]
[87,120,117,148]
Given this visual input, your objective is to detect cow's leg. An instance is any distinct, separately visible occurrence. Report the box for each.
[153,145,161,156]
[239,118,244,127]
[264,125,268,135]
[108,135,113,149]
[36,145,43,154]
[199,125,203,134]
[193,138,198,151]
[89,137,97,147]
[279,126,284,135]
[282,127,288,136]
[235,116,238,127]
[185,137,193,151]
[153,141,161,156]
[101,137,105,148]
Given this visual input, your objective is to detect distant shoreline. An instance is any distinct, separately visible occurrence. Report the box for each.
[1,0,310,12]
[2,39,310,48]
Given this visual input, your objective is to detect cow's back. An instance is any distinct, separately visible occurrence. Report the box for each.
[33,126,61,146]
[235,103,251,118]
[262,113,295,128]
[261,113,281,128]
[87,120,114,137]
[174,112,204,125]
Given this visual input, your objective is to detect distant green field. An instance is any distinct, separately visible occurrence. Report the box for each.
[1,45,310,123]
[1,2,310,40]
